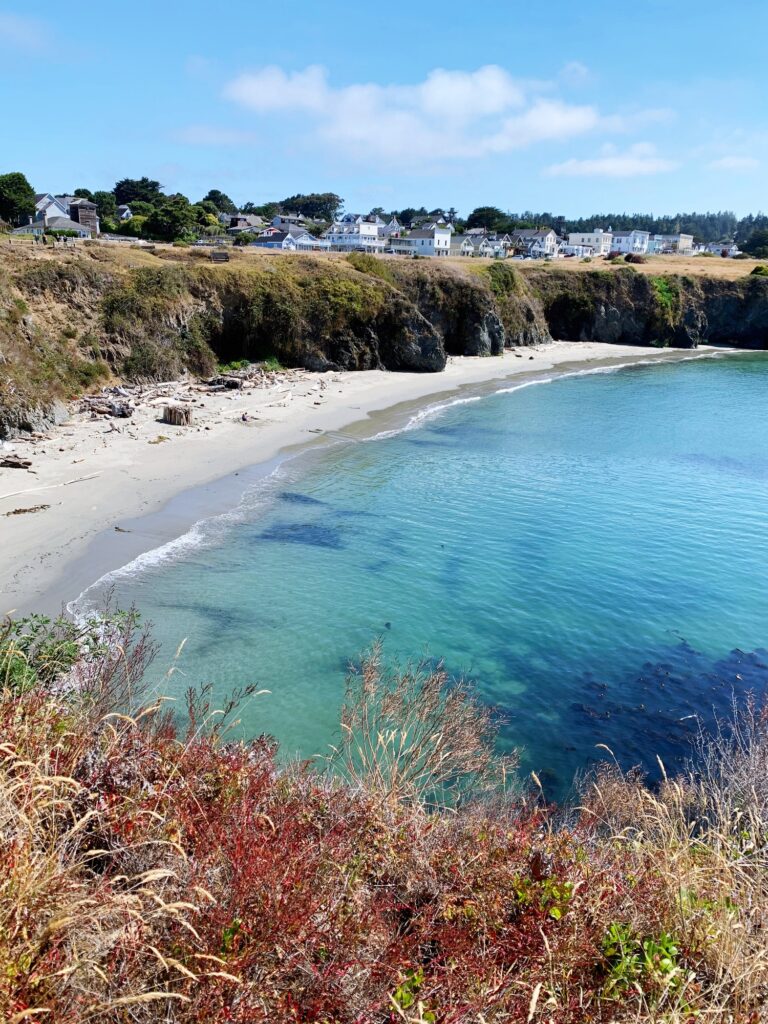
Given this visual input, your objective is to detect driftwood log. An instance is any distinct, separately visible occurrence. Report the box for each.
[162,405,193,426]
[0,454,32,469]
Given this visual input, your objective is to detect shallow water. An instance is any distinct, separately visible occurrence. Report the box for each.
[78,353,768,797]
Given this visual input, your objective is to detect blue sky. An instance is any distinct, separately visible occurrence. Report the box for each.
[2,0,766,216]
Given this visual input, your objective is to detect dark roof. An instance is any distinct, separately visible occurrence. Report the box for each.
[46,216,91,233]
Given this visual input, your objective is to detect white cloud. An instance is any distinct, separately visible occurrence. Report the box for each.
[0,11,48,51]
[414,66,526,119]
[174,124,258,146]
[546,142,678,178]
[224,65,330,113]
[222,63,622,164]
[708,155,759,171]
[484,100,601,153]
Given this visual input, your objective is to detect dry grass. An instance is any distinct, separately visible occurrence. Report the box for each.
[329,640,517,808]
[4,238,761,282]
[2,612,768,1022]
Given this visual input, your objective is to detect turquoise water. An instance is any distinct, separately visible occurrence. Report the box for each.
[79,353,768,796]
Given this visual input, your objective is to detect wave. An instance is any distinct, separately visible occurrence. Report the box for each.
[68,461,291,616]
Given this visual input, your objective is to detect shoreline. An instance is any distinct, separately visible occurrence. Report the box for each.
[0,342,737,616]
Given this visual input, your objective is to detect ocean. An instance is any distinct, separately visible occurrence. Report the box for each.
[74,352,768,798]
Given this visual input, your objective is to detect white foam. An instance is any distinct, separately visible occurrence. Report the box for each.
[367,394,484,440]
[67,461,291,616]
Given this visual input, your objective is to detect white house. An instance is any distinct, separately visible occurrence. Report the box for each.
[705,241,741,257]
[252,226,329,251]
[34,193,69,222]
[610,230,650,254]
[567,228,612,256]
[450,234,478,256]
[324,213,386,252]
[560,243,595,258]
[511,228,559,258]
[652,233,694,254]
[388,225,452,257]
[20,194,96,237]
[381,216,402,237]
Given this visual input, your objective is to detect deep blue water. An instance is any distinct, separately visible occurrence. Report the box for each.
[79,354,768,797]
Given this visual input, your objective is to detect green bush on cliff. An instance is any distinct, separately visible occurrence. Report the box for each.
[345,251,394,284]
[650,275,682,325]
[102,267,218,380]
[749,264,768,277]
[484,261,521,297]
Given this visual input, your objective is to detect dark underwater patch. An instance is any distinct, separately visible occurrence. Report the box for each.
[259,522,344,549]
[494,639,768,802]
[279,491,327,506]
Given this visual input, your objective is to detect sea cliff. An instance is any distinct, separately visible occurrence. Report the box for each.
[2,245,768,437]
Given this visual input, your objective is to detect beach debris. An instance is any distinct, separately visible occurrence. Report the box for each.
[4,504,50,516]
[149,435,169,444]
[81,394,133,418]
[161,405,193,426]
[114,525,131,533]
[0,454,32,469]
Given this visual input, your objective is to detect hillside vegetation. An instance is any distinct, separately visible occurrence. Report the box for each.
[2,244,768,437]
[1,611,767,1022]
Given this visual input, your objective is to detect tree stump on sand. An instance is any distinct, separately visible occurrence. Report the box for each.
[162,405,193,427]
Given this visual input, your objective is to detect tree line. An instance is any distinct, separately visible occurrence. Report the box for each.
[0,171,344,243]
[0,169,766,250]
[457,206,768,245]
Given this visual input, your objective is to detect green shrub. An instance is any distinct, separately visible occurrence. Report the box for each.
[485,262,520,297]
[0,610,140,696]
[345,251,394,283]
[650,275,681,321]
[749,264,768,276]
[218,358,250,372]
[601,923,683,1001]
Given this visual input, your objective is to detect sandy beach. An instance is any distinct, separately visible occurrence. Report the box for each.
[0,342,717,615]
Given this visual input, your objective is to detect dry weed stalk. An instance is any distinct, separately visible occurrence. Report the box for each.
[329,641,516,808]
[3,609,768,1022]
[579,700,768,1018]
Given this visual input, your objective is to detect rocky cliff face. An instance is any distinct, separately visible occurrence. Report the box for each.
[1,248,767,437]
[527,267,768,349]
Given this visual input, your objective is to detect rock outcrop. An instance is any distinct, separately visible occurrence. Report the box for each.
[2,248,768,437]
